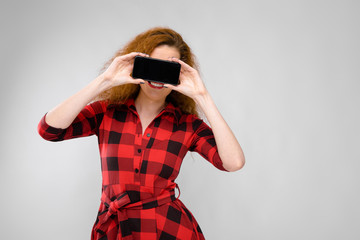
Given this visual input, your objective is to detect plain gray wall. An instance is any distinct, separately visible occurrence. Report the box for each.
[1,0,359,239]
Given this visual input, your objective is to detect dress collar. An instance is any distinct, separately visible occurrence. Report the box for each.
[122,98,181,125]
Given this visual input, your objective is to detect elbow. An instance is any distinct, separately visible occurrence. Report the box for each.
[38,125,50,141]
[37,123,51,141]
[224,156,245,172]
[37,129,56,142]
[38,134,61,142]
[37,121,63,142]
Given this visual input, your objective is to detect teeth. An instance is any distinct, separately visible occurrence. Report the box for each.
[150,82,163,87]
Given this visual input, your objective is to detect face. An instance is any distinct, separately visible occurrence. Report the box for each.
[138,45,181,102]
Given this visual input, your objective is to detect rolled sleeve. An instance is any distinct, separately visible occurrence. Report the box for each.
[37,101,107,142]
[189,118,229,172]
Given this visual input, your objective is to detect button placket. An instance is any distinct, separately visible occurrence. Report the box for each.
[136,129,152,181]
[135,146,142,176]
[134,127,143,182]
[144,128,152,138]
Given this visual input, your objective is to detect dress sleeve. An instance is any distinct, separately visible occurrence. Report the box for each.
[189,117,229,172]
[37,101,107,142]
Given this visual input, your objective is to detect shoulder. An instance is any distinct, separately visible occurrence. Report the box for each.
[178,112,208,132]
[86,100,109,113]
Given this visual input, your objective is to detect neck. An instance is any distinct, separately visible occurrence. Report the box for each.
[135,91,166,116]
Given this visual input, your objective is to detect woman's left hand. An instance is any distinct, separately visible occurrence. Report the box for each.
[163,57,208,101]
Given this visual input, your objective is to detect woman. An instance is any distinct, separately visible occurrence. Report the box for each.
[38,27,245,240]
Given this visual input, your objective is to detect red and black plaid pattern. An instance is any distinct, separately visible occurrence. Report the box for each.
[38,98,228,239]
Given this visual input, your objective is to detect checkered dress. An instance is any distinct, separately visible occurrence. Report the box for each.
[38,98,229,240]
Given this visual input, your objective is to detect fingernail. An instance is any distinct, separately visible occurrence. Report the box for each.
[140,82,145,84]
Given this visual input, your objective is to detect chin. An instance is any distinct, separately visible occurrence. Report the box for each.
[140,84,172,101]
[146,92,170,102]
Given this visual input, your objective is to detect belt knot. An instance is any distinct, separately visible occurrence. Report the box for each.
[93,184,180,239]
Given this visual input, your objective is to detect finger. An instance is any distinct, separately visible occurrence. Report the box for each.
[134,78,146,85]
[114,53,136,62]
[121,52,148,61]
[168,57,184,74]
[163,83,178,91]
[126,77,146,85]
[169,57,192,71]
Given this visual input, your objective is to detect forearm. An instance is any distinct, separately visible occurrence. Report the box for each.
[194,92,245,172]
[45,75,110,129]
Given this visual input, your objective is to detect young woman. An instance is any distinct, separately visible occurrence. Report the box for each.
[38,27,245,240]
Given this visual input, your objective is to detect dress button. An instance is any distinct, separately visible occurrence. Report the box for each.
[137,149,142,153]
[135,168,139,173]
[146,133,151,137]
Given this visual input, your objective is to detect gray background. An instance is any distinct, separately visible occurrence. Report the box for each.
[1,0,359,239]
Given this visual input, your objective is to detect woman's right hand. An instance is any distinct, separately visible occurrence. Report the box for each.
[100,52,148,89]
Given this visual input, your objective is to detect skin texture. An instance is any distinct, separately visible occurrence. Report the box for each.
[45,45,245,172]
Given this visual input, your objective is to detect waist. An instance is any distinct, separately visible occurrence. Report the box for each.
[93,183,181,236]
[100,183,179,210]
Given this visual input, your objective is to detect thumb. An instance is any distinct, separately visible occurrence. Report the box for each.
[163,83,177,90]
[136,78,146,85]
[128,77,146,85]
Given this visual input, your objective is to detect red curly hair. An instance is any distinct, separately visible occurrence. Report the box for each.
[97,27,199,116]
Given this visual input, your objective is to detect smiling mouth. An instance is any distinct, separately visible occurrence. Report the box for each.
[148,81,164,89]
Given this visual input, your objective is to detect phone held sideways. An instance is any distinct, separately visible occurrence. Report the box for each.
[132,56,181,86]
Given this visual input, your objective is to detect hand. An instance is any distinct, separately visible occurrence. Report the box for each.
[101,52,148,89]
[163,57,208,101]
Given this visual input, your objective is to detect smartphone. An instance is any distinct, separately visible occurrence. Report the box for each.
[132,56,181,85]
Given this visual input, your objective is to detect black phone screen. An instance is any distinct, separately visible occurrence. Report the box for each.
[132,56,181,85]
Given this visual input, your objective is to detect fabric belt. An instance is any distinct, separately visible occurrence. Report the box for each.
[94,184,180,239]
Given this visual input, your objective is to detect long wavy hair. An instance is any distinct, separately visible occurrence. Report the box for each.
[97,27,199,116]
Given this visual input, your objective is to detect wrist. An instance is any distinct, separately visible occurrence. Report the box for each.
[93,74,113,94]
[194,90,211,108]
